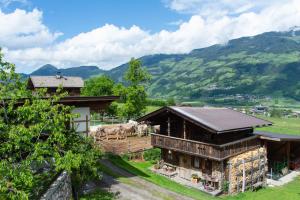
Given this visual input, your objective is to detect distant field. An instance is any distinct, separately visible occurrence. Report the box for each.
[256,116,300,135]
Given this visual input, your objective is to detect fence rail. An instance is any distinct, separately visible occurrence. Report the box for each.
[151,133,260,161]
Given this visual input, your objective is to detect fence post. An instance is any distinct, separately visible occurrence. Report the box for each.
[128,140,131,153]
[86,115,89,137]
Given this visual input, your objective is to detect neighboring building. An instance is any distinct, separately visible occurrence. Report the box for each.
[251,105,268,115]
[291,110,300,118]
[27,74,84,96]
[27,75,118,134]
[58,96,119,134]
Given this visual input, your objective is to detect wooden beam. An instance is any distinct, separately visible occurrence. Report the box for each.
[286,141,291,169]
[167,117,170,136]
[86,115,89,137]
[183,120,186,139]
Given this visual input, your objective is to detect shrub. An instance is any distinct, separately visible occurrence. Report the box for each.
[222,181,229,193]
[143,148,161,162]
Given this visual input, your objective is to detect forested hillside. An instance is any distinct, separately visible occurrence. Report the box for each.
[30,29,300,100]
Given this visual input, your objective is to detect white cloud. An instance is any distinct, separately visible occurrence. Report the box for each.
[164,0,289,16]
[0,9,62,49]
[2,0,300,73]
[0,0,28,9]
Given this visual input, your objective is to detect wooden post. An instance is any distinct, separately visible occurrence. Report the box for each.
[86,115,89,137]
[228,162,232,194]
[242,159,246,193]
[167,117,170,136]
[220,160,224,191]
[286,141,291,169]
[250,151,254,190]
[183,120,186,139]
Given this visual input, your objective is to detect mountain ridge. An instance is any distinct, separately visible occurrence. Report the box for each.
[26,29,300,100]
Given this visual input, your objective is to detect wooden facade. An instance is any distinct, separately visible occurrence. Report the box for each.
[151,133,260,161]
[138,106,272,193]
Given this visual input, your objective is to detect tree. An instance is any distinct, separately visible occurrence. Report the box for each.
[120,58,151,119]
[166,97,176,106]
[124,58,151,87]
[81,75,115,96]
[0,49,101,200]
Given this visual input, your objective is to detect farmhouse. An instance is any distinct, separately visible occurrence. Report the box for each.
[138,106,300,194]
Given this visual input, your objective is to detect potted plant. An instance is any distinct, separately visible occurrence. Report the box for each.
[191,174,199,184]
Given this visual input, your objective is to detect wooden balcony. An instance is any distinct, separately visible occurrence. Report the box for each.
[151,133,261,161]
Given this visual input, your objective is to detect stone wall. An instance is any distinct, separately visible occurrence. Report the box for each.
[40,171,72,200]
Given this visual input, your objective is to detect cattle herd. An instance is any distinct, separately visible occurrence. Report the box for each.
[90,121,159,141]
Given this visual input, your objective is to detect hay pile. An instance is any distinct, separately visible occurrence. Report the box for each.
[228,147,267,193]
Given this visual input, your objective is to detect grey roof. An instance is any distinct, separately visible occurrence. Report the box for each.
[138,106,272,133]
[29,76,84,88]
[254,131,300,141]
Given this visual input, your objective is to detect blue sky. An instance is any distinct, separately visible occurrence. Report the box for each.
[1,0,300,73]
[2,0,189,40]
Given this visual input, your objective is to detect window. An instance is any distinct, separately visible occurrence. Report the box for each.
[194,157,200,168]
[167,150,173,160]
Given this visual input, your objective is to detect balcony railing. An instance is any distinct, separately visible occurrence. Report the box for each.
[151,133,260,161]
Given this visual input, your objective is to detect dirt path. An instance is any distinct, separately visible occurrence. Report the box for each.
[98,159,194,200]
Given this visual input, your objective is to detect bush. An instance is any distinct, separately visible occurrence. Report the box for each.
[121,153,130,161]
[222,181,229,193]
[143,148,161,162]
[270,109,283,118]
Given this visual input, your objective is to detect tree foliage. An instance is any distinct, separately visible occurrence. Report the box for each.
[81,75,115,96]
[124,58,151,87]
[120,58,151,119]
[0,49,101,200]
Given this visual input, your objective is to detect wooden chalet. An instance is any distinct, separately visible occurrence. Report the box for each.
[138,106,273,194]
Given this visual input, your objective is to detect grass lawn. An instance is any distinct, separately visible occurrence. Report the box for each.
[107,155,300,200]
[225,176,300,200]
[108,155,213,200]
[80,189,117,200]
[256,116,300,135]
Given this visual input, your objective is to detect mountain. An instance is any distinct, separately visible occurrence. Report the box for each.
[107,29,300,101]
[29,29,300,101]
[30,64,104,79]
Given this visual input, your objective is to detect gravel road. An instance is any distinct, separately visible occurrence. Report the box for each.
[98,159,194,200]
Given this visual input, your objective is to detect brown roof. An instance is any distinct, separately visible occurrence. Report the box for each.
[138,106,272,133]
[254,131,300,141]
[29,76,84,88]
